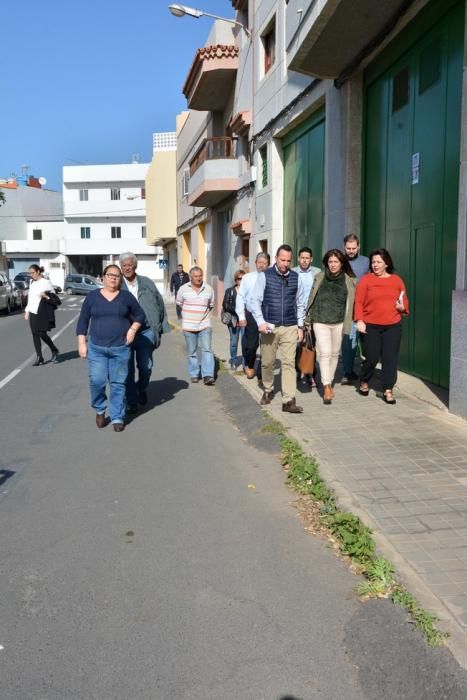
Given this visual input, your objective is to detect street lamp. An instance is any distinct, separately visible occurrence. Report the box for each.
[168,4,251,38]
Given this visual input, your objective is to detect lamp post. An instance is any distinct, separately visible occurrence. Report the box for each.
[168,4,251,38]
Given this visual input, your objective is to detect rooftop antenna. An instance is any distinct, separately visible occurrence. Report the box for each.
[132,153,140,163]
[21,164,31,176]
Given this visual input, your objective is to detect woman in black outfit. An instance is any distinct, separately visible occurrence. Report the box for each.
[222,269,245,370]
[24,265,60,366]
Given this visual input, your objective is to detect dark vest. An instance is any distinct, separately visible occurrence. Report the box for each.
[262,267,299,327]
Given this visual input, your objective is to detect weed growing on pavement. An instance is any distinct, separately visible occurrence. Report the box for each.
[357,558,396,598]
[392,587,449,647]
[277,431,448,647]
[327,512,375,563]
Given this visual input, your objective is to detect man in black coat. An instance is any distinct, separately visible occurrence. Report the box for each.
[170,264,189,318]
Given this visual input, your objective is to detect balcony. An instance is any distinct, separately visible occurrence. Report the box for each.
[286,0,409,79]
[183,45,239,111]
[188,137,239,208]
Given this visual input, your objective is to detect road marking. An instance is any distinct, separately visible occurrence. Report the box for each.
[0,312,81,391]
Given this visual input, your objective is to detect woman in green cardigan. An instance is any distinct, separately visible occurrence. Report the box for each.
[305,249,356,404]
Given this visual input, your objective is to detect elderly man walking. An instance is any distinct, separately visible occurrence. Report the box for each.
[119,252,169,413]
[236,252,270,378]
[176,266,215,385]
[250,244,306,413]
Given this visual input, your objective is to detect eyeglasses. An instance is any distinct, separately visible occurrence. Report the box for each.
[105,273,121,279]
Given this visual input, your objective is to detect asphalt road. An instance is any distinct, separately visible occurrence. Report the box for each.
[1,298,466,699]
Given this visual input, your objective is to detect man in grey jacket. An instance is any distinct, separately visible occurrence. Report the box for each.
[120,252,170,413]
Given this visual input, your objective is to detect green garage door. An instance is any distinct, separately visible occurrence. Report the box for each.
[363,0,463,387]
[284,108,325,260]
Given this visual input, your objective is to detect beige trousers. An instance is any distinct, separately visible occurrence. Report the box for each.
[260,325,297,403]
[313,322,344,386]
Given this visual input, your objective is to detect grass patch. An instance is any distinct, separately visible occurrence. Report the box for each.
[278,431,448,647]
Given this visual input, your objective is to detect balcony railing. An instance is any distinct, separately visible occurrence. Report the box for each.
[189,137,237,177]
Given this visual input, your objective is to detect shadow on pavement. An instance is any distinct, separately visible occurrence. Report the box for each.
[0,469,15,487]
[127,376,189,422]
[54,350,79,364]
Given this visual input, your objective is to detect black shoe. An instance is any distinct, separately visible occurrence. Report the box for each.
[203,376,215,386]
[32,357,44,366]
[51,351,59,364]
[127,405,138,415]
[260,391,273,405]
[191,377,200,384]
[282,398,303,414]
[138,390,148,405]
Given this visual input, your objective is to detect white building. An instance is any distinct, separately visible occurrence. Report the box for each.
[63,163,164,289]
[0,183,66,288]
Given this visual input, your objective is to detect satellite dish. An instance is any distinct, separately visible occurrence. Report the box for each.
[38,177,47,185]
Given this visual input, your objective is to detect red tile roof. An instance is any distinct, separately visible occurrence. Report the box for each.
[183,45,239,97]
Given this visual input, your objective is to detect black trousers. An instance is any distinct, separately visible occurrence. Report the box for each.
[242,310,259,369]
[360,322,402,390]
[31,328,57,358]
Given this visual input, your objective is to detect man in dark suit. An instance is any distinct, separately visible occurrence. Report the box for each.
[170,264,189,318]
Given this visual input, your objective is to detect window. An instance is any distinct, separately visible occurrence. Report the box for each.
[141,225,147,238]
[33,229,42,240]
[111,226,122,239]
[50,262,61,268]
[419,39,441,94]
[140,188,146,199]
[111,188,120,201]
[79,189,88,201]
[80,227,91,239]
[392,66,409,112]
[262,18,276,76]
[259,145,268,188]
[182,169,190,197]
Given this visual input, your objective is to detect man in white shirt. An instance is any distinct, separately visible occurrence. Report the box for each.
[236,252,270,379]
[292,246,321,389]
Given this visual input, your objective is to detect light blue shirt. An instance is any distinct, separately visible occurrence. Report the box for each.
[235,270,260,321]
[292,265,321,302]
[250,267,307,328]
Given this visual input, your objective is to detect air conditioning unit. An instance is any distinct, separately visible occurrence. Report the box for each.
[250,166,257,183]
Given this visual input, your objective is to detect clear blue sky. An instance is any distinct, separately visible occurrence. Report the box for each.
[1,0,235,191]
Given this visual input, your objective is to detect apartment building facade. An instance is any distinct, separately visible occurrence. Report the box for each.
[146,132,178,294]
[0,180,65,288]
[176,12,254,311]
[63,163,164,290]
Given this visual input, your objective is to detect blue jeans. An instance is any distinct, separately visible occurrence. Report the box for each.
[183,328,214,378]
[228,325,244,366]
[88,341,130,423]
[126,327,155,407]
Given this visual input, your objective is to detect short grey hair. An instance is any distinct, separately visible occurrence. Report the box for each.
[189,266,203,275]
[119,251,137,264]
[256,252,270,264]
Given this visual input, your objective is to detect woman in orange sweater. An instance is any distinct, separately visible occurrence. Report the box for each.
[354,248,409,404]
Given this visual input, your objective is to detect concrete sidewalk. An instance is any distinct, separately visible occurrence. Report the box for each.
[168,304,467,667]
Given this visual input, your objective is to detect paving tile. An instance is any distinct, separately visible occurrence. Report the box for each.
[422,571,454,584]
[429,583,465,596]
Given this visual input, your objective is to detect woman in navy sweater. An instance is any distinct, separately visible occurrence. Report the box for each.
[77,264,145,432]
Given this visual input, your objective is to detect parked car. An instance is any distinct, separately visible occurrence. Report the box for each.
[0,272,18,314]
[14,273,61,294]
[12,280,28,308]
[64,274,103,295]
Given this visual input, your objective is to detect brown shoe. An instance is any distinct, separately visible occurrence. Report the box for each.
[113,422,125,432]
[329,385,335,399]
[282,398,303,414]
[260,391,273,405]
[245,367,256,379]
[323,385,333,405]
[96,413,108,428]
